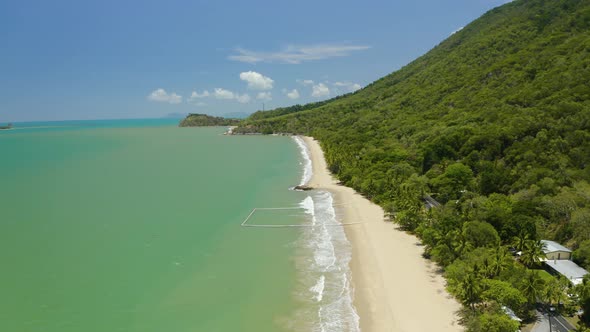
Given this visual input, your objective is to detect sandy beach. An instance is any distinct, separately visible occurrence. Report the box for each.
[302,136,462,332]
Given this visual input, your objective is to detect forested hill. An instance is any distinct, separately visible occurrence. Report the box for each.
[236,0,590,329]
[179,113,241,127]
[236,0,589,241]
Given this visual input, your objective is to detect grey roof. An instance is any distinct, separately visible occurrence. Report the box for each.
[545,260,588,285]
[541,240,572,253]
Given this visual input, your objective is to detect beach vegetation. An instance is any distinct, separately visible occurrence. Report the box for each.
[234,0,590,329]
[467,310,521,332]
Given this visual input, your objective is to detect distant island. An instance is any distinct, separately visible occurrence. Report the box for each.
[0,123,12,130]
[179,113,242,127]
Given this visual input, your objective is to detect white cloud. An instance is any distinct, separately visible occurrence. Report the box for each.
[286,89,300,99]
[210,88,251,103]
[297,79,314,86]
[229,44,371,64]
[190,90,210,98]
[188,90,210,104]
[239,71,274,90]
[256,92,272,101]
[147,88,182,104]
[213,88,235,100]
[236,94,251,103]
[333,81,362,92]
[311,83,330,98]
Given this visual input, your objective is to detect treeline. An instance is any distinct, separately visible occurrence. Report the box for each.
[235,0,590,330]
[179,113,242,127]
[247,93,353,121]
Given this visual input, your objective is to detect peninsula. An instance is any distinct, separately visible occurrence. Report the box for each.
[179,113,241,127]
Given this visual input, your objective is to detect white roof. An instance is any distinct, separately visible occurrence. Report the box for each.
[541,240,572,253]
[545,260,588,285]
[502,306,522,322]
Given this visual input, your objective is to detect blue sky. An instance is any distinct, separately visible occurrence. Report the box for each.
[0,0,511,122]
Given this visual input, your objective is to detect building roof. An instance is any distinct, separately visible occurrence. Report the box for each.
[502,306,522,322]
[545,260,588,285]
[541,240,572,253]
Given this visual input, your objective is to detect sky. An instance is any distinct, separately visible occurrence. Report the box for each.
[0,0,512,122]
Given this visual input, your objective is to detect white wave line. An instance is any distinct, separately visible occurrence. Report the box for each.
[240,207,362,227]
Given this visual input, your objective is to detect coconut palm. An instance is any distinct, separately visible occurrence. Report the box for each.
[520,270,545,306]
[449,229,472,258]
[489,246,511,278]
[520,239,547,268]
[511,230,530,252]
[460,265,482,310]
[544,278,563,308]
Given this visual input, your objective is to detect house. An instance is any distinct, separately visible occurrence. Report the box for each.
[540,240,588,285]
[541,240,572,261]
[545,259,588,285]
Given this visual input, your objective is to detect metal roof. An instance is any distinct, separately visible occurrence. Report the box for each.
[502,306,522,322]
[545,260,588,285]
[541,240,572,253]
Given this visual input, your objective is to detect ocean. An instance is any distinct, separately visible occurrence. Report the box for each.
[0,119,358,332]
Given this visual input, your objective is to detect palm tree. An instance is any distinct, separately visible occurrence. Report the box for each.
[544,278,563,308]
[448,229,472,258]
[482,256,493,278]
[520,240,547,268]
[520,270,546,306]
[460,265,482,310]
[512,230,530,252]
[489,246,511,278]
[575,277,590,325]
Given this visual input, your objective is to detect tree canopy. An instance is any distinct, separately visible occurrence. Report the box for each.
[179,113,241,127]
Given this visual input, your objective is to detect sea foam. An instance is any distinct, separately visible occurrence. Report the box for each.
[310,275,325,302]
[308,192,360,332]
[293,136,313,186]
[291,138,360,332]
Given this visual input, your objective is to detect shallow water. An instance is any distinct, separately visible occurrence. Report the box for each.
[0,121,358,332]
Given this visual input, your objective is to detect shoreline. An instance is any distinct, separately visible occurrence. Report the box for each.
[301,136,462,332]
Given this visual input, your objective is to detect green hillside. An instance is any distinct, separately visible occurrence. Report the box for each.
[236,0,590,329]
[179,113,241,127]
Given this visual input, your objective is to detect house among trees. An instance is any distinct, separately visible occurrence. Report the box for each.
[545,260,588,285]
[541,240,588,285]
[541,240,572,260]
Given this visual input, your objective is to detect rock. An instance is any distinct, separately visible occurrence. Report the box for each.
[294,185,314,191]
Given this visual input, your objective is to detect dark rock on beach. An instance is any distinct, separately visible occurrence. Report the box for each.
[294,185,314,191]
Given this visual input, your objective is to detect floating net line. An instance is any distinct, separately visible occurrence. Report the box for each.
[240,204,363,228]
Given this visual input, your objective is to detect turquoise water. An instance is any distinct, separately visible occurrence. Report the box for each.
[0,120,317,331]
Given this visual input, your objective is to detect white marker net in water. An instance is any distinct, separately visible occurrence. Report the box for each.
[240,205,362,228]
